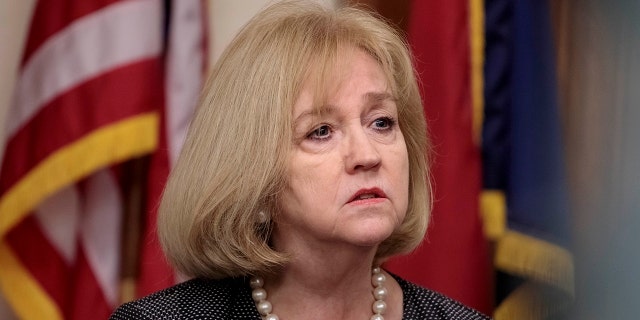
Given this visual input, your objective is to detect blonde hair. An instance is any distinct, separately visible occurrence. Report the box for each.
[158,0,431,279]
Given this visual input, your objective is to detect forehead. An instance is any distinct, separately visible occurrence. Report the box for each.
[293,47,394,116]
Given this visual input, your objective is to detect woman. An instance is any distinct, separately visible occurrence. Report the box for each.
[111,1,490,319]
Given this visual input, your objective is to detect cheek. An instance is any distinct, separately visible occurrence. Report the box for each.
[280,155,340,213]
[290,149,343,186]
[395,142,411,213]
[400,162,409,193]
[394,135,410,177]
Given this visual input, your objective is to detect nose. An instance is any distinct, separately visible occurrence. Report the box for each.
[344,127,381,173]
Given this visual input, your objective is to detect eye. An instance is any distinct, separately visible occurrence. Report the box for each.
[372,117,395,130]
[307,124,332,140]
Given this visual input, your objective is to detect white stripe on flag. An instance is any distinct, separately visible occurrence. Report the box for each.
[81,169,122,306]
[166,0,206,167]
[35,185,81,264]
[7,0,163,138]
[34,169,122,306]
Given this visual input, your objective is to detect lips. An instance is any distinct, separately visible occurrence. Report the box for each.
[348,187,387,203]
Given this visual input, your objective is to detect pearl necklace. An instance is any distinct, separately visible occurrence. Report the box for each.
[250,267,388,320]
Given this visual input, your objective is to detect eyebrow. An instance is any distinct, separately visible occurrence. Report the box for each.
[292,91,396,126]
[364,91,396,103]
[293,107,336,128]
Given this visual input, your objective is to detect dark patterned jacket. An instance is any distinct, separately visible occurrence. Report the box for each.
[110,275,491,319]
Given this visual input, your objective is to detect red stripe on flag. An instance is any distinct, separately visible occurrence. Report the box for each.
[21,0,122,67]
[6,212,115,319]
[6,216,71,309]
[0,59,163,195]
[68,247,112,320]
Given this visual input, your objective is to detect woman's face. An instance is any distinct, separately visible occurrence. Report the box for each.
[275,49,410,252]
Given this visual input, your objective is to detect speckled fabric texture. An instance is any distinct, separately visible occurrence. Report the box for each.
[110,275,490,319]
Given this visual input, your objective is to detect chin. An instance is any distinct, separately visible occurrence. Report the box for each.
[348,224,395,247]
[336,210,402,247]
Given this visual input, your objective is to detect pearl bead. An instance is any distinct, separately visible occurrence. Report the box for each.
[265,314,280,320]
[257,210,269,223]
[373,286,388,300]
[252,288,267,302]
[372,300,387,314]
[372,266,381,274]
[370,314,384,320]
[250,276,264,289]
[256,300,273,315]
[372,273,386,287]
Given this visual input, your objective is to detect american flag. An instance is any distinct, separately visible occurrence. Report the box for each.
[0,0,206,318]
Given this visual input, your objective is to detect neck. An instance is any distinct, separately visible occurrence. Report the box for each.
[259,265,384,320]
[270,256,375,295]
[263,229,400,319]
[270,226,380,288]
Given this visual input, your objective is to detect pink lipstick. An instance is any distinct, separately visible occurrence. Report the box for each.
[348,187,387,204]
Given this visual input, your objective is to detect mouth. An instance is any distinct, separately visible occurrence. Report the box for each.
[348,187,387,203]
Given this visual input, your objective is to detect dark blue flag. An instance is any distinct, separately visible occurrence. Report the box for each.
[483,0,574,318]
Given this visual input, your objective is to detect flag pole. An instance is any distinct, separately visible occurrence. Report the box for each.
[119,156,150,304]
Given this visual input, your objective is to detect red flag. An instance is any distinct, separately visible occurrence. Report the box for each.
[386,0,493,315]
[0,0,164,318]
[136,0,208,297]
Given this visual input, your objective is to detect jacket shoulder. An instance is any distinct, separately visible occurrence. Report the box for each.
[395,275,492,320]
[109,277,259,320]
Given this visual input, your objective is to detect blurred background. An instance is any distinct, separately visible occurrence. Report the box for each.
[1,0,638,319]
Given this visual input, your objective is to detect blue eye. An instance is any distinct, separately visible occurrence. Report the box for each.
[373,117,395,130]
[307,125,332,140]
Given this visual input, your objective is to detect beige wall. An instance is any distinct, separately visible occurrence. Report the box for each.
[0,0,34,165]
[0,1,35,316]
[0,0,334,318]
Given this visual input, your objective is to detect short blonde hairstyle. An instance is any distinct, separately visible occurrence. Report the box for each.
[158,0,431,279]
